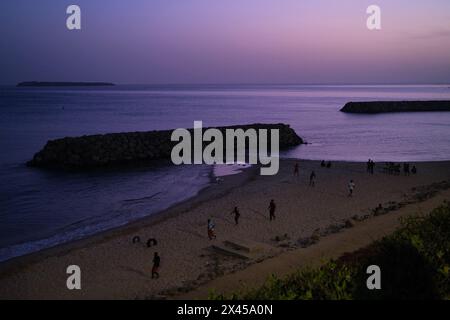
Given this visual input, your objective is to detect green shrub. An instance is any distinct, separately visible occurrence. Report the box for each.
[211,202,450,300]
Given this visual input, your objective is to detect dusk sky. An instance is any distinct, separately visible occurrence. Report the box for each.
[1,0,450,84]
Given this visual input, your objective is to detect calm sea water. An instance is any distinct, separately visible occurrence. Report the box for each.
[1,84,450,262]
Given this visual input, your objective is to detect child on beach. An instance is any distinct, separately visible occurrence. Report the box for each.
[348,180,355,197]
[309,171,316,187]
[268,199,276,221]
[152,252,160,279]
[231,207,240,225]
[207,218,217,240]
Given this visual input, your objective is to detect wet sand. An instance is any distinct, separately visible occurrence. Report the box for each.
[0,159,449,299]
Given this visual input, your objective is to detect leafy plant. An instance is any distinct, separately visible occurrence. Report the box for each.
[211,202,450,300]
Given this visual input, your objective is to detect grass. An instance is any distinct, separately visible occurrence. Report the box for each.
[210,202,450,300]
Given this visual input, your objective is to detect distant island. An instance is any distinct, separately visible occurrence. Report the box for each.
[340,101,450,114]
[16,81,115,87]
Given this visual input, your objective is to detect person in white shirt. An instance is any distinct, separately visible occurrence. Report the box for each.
[348,180,355,197]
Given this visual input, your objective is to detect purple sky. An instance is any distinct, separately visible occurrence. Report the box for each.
[1,0,450,84]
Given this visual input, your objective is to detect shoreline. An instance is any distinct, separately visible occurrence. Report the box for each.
[1,159,450,299]
[0,162,259,273]
[2,157,443,268]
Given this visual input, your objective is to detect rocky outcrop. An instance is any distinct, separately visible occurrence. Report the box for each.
[340,101,450,114]
[27,123,303,169]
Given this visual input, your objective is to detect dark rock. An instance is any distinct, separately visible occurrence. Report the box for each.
[344,219,355,228]
[340,101,450,114]
[27,123,304,169]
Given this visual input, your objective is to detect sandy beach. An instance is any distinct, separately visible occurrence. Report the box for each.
[1,159,450,300]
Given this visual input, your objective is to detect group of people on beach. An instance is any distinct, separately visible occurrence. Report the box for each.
[207,199,278,240]
[370,159,419,176]
[321,160,332,168]
[151,159,420,279]
[207,206,241,240]
[383,161,418,175]
[295,160,369,198]
[152,199,277,278]
[403,163,417,175]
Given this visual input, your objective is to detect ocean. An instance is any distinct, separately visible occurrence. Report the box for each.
[1,84,450,262]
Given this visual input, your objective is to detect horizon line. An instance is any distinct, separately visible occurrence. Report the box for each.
[3,81,450,87]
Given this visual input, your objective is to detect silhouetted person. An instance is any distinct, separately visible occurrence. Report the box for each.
[348,180,355,197]
[326,161,331,168]
[207,218,216,240]
[367,159,375,174]
[268,200,276,221]
[321,160,326,167]
[309,171,316,187]
[293,162,299,178]
[231,207,240,225]
[411,165,417,174]
[152,252,160,279]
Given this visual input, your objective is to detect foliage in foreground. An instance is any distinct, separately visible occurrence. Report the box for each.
[210,202,450,300]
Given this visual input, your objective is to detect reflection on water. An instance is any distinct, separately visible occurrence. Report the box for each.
[1,84,450,261]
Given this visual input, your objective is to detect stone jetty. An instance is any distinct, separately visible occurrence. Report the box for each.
[27,123,303,169]
[340,101,450,114]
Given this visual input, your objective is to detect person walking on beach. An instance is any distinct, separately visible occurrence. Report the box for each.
[231,206,240,225]
[152,252,160,279]
[367,159,374,173]
[309,171,316,187]
[293,162,299,178]
[348,180,355,197]
[268,200,276,221]
[207,218,217,240]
